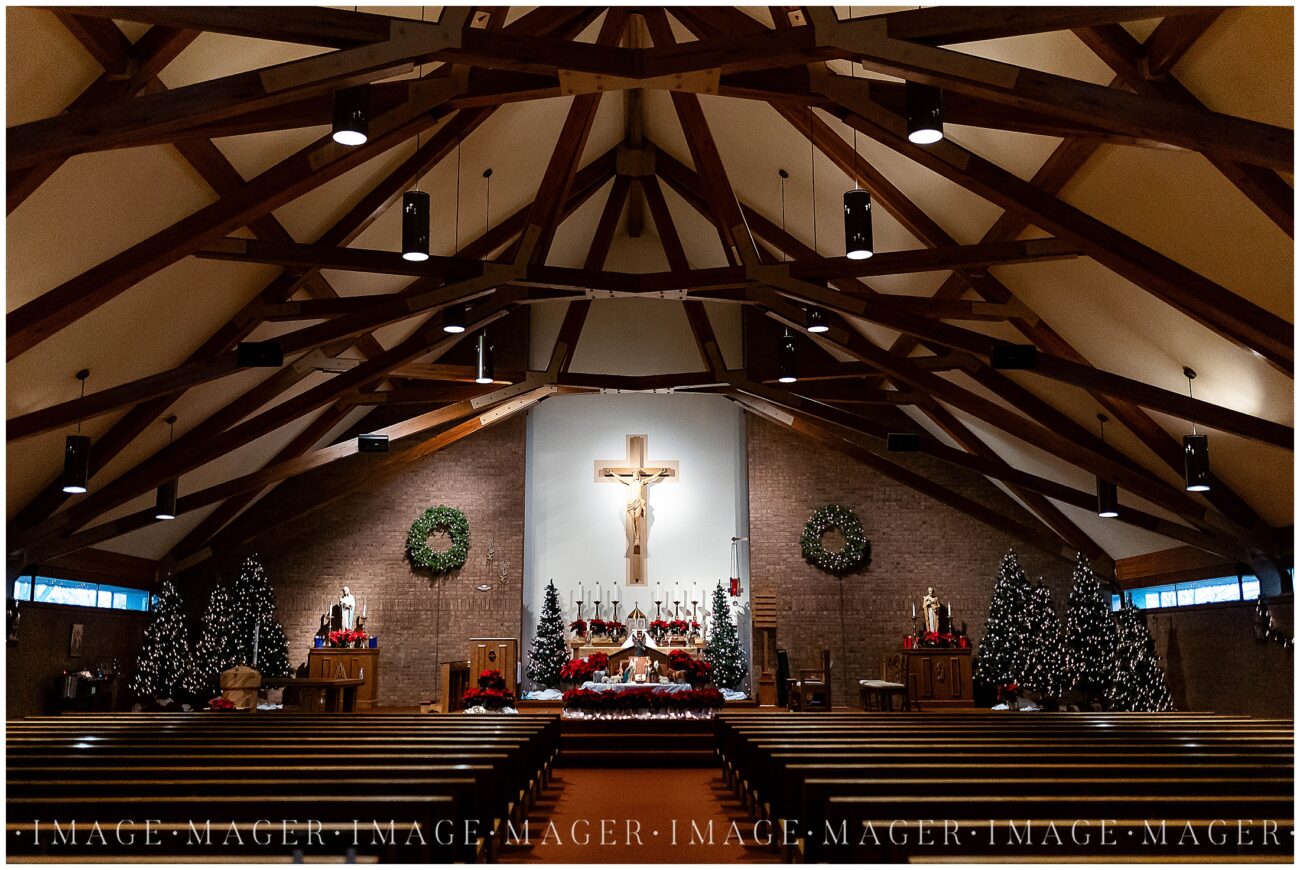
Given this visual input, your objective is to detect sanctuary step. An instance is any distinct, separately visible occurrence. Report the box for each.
[559,718,718,768]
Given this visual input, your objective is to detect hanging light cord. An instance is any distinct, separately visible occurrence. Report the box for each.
[850,5,859,191]
[413,6,427,192]
[484,168,492,244]
[778,170,787,263]
[75,375,86,435]
[1186,373,1198,435]
[454,144,462,255]
[1098,414,1107,444]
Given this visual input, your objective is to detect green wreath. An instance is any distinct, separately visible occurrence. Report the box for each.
[407,505,470,573]
[800,504,871,575]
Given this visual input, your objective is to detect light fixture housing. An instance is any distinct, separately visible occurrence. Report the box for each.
[61,434,91,494]
[905,81,944,145]
[1183,433,1211,492]
[154,478,178,521]
[443,302,467,334]
[401,190,430,262]
[843,188,874,260]
[475,333,495,384]
[806,306,829,333]
[778,329,798,383]
[1095,478,1119,518]
[331,87,369,146]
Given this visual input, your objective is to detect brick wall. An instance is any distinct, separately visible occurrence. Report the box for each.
[746,415,1071,707]
[197,416,526,708]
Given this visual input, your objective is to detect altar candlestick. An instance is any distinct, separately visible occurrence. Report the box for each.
[578,581,583,602]
[362,599,367,618]
[912,602,916,619]
[252,620,260,668]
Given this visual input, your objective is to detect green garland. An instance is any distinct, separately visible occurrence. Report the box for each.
[800,504,871,575]
[407,505,470,573]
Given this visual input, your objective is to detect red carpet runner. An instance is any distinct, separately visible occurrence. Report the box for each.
[497,767,781,863]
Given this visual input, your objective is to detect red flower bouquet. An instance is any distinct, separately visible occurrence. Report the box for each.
[568,619,587,635]
[327,628,369,648]
[208,696,237,711]
[666,618,690,635]
[478,669,507,690]
[649,618,670,640]
[588,618,609,637]
[605,620,626,639]
[587,652,609,671]
[463,668,515,710]
[668,649,714,686]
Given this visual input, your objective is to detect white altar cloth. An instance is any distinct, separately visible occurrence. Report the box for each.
[579,681,693,693]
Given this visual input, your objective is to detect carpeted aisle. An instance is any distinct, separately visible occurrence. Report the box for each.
[497,767,781,863]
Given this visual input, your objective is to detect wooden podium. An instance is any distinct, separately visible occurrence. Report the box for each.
[470,638,518,695]
[902,647,974,709]
[308,647,379,710]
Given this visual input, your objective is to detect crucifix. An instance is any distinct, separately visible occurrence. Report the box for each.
[595,434,679,586]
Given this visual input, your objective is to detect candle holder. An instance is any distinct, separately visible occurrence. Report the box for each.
[690,600,698,621]
[576,600,583,621]
[611,600,620,622]
[654,601,662,618]
[672,600,681,619]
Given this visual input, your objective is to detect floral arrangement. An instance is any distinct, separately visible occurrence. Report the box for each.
[588,618,609,637]
[559,653,609,685]
[327,628,369,648]
[910,630,968,649]
[406,504,470,573]
[463,668,516,711]
[668,649,714,686]
[604,620,626,639]
[690,620,701,634]
[208,696,237,711]
[649,618,671,640]
[800,504,871,575]
[666,618,690,635]
[563,686,724,712]
[568,619,588,635]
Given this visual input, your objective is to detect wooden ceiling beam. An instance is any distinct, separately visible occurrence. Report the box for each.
[808,11,1290,170]
[64,6,402,48]
[1141,9,1224,77]
[1074,22,1292,237]
[731,392,1078,563]
[815,76,1294,375]
[858,6,1218,46]
[730,380,1244,561]
[50,10,135,75]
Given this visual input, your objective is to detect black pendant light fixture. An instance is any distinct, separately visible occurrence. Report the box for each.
[905,81,944,145]
[1182,367,1211,492]
[806,306,829,333]
[1095,413,1119,518]
[331,86,368,147]
[475,332,495,384]
[841,42,874,261]
[401,190,430,262]
[442,302,467,334]
[778,328,798,384]
[61,369,91,494]
[154,415,179,520]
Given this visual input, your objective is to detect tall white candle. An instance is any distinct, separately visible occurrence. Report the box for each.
[362,599,367,618]
[252,620,260,667]
[912,602,916,619]
[578,581,583,601]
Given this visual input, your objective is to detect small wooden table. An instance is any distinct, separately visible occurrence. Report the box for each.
[264,676,365,713]
[859,679,909,711]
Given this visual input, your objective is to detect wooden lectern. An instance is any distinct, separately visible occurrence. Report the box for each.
[752,593,778,706]
[470,638,518,694]
[307,647,379,710]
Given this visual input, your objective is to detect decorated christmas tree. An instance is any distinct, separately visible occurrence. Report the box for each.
[1062,554,1117,702]
[525,580,569,689]
[129,580,193,701]
[189,581,240,697]
[1020,581,1065,700]
[1106,599,1175,711]
[228,556,291,678]
[974,550,1031,690]
[705,582,747,690]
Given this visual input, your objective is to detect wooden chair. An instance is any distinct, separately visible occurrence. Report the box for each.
[787,650,833,711]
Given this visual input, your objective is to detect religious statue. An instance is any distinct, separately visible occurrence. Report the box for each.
[922,586,941,634]
[339,586,356,630]
[595,435,679,586]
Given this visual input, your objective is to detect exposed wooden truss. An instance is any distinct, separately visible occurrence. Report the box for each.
[7,6,1292,575]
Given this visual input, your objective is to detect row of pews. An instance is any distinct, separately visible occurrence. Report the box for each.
[7,712,561,862]
[717,710,1295,863]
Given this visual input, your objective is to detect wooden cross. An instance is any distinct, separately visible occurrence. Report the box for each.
[594,434,679,586]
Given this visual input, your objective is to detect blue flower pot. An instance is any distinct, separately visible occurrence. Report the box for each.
[313,636,323,648]
[369,636,378,649]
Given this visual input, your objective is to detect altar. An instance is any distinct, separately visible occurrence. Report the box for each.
[562,680,723,720]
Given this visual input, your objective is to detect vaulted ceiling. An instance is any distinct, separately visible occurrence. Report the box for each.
[6,5,1294,581]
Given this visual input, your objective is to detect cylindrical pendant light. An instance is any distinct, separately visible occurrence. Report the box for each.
[905,81,944,145]
[62,434,91,494]
[806,306,829,333]
[401,190,430,262]
[475,332,495,384]
[155,415,178,520]
[1094,414,1119,517]
[331,87,369,146]
[843,188,874,260]
[1182,367,1211,492]
[778,328,798,383]
[61,369,91,494]
[443,302,467,334]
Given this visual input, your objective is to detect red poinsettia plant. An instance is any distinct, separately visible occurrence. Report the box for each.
[649,618,671,640]
[463,668,515,711]
[327,628,369,648]
[666,618,690,635]
[916,630,967,649]
[563,686,724,712]
[208,696,237,711]
[568,619,588,635]
[667,650,714,686]
[559,652,610,685]
[588,618,609,637]
[605,620,626,638]
[587,652,609,670]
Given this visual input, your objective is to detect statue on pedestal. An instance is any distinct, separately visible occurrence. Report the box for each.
[339,586,356,630]
[922,586,941,634]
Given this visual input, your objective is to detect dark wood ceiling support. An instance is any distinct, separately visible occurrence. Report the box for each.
[808,10,1291,170]
[730,392,1078,564]
[729,381,1245,562]
[8,23,198,214]
[1074,22,1292,237]
[815,77,1294,375]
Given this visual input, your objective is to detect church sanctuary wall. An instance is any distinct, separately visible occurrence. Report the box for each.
[746,415,1070,708]
[6,604,149,717]
[195,416,527,708]
[523,393,750,687]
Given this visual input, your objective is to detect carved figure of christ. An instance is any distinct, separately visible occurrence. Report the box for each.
[595,434,679,586]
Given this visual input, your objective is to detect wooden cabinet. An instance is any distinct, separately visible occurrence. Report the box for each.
[308,648,379,710]
[902,647,974,709]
